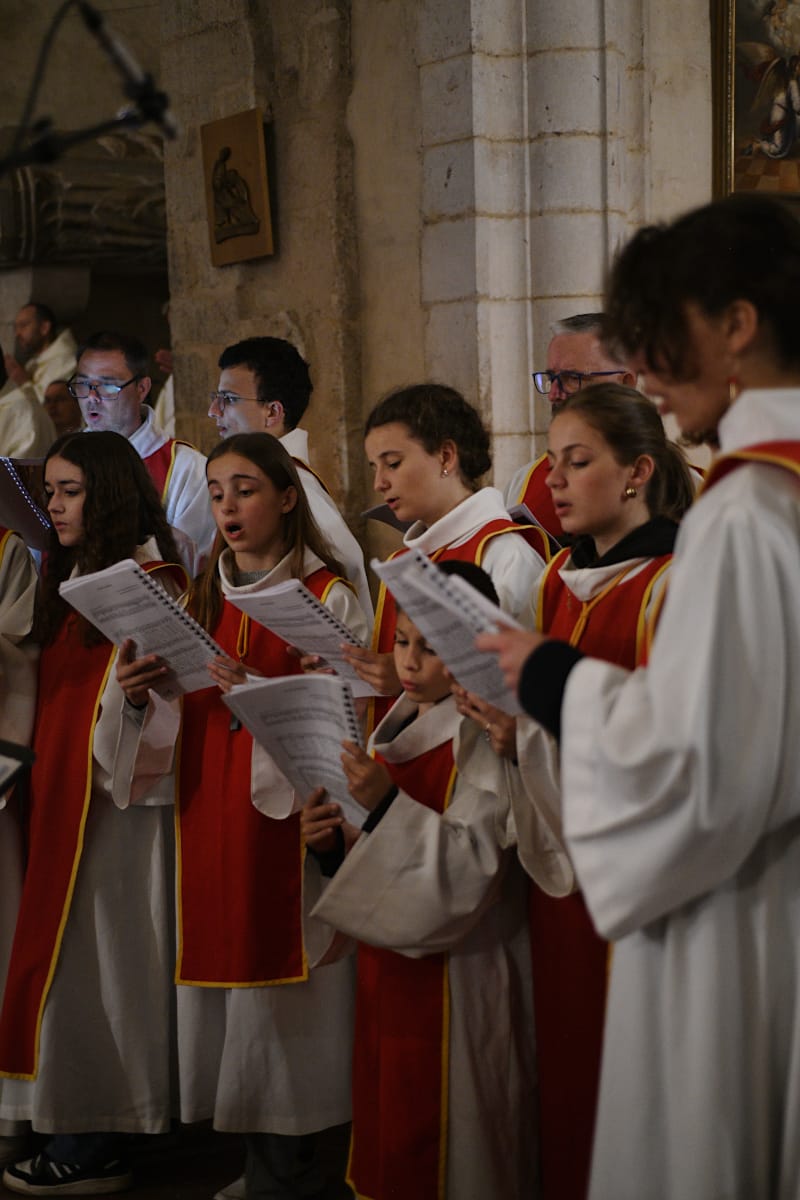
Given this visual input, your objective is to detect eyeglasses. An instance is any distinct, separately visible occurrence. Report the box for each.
[208,391,261,411]
[68,374,140,401]
[532,369,625,395]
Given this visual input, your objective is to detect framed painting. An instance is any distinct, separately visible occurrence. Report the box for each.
[200,108,274,266]
[713,0,800,198]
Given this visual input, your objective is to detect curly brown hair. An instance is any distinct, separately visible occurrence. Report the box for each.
[35,431,181,646]
[364,383,491,488]
[604,194,800,380]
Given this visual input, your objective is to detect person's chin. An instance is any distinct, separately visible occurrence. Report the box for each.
[678,425,720,449]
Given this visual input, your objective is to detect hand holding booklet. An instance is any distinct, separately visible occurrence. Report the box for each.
[225,579,377,695]
[371,551,523,715]
[58,558,223,699]
[223,674,367,825]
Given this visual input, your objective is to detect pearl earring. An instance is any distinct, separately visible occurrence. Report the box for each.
[441,468,448,478]
[624,484,637,499]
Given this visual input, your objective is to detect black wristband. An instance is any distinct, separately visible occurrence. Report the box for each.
[518,640,585,741]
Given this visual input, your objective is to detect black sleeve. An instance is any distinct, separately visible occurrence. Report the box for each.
[361,785,399,833]
[306,784,400,874]
[307,826,346,877]
[518,640,585,741]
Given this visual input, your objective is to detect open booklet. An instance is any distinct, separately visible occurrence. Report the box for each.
[371,550,523,715]
[506,499,562,553]
[225,579,378,695]
[361,502,413,534]
[59,558,223,699]
[223,674,367,826]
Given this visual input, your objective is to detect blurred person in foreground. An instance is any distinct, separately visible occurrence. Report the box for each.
[479,194,800,1200]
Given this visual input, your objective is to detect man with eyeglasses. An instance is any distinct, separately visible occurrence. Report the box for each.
[504,313,635,542]
[209,336,373,620]
[70,331,215,574]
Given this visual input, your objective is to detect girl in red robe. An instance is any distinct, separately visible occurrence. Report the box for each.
[342,383,547,720]
[1,431,183,1196]
[117,433,369,1200]
[458,384,695,1200]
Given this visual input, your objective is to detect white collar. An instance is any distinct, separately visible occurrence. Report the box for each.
[370,693,460,760]
[127,404,168,455]
[217,545,325,595]
[556,556,653,603]
[718,388,800,453]
[279,427,309,465]
[402,487,508,554]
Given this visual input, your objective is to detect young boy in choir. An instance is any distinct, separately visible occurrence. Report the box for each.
[115,432,369,1200]
[302,560,538,1200]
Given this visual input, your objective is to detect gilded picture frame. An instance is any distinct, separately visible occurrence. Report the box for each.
[200,108,274,267]
[713,0,800,199]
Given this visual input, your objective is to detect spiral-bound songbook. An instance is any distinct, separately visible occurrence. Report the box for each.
[226,579,375,691]
[371,551,523,715]
[59,558,224,699]
[223,674,366,824]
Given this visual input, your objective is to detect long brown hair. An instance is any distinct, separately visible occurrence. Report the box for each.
[186,433,346,632]
[35,431,181,646]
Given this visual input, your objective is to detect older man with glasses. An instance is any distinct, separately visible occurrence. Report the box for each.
[69,330,215,574]
[504,313,635,543]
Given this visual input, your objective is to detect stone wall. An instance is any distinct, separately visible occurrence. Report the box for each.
[0,0,164,353]
[0,0,714,513]
[162,0,364,547]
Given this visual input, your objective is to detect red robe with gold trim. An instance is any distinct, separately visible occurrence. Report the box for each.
[313,696,536,1200]
[0,549,184,1137]
[0,559,183,1081]
[506,454,561,541]
[176,566,339,987]
[162,550,366,1134]
[530,546,672,1200]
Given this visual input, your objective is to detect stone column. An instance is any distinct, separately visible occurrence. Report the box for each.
[524,0,646,470]
[418,0,535,487]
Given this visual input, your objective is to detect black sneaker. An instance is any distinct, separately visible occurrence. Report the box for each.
[2,1152,132,1195]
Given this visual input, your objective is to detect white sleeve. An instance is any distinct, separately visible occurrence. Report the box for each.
[311,728,511,955]
[163,444,217,572]
[298,467,374,622]
[510,715,575,897]
[561,470,800,940]
[109,685,181,809]
[0,390,56,458]
[480,530,545,622]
